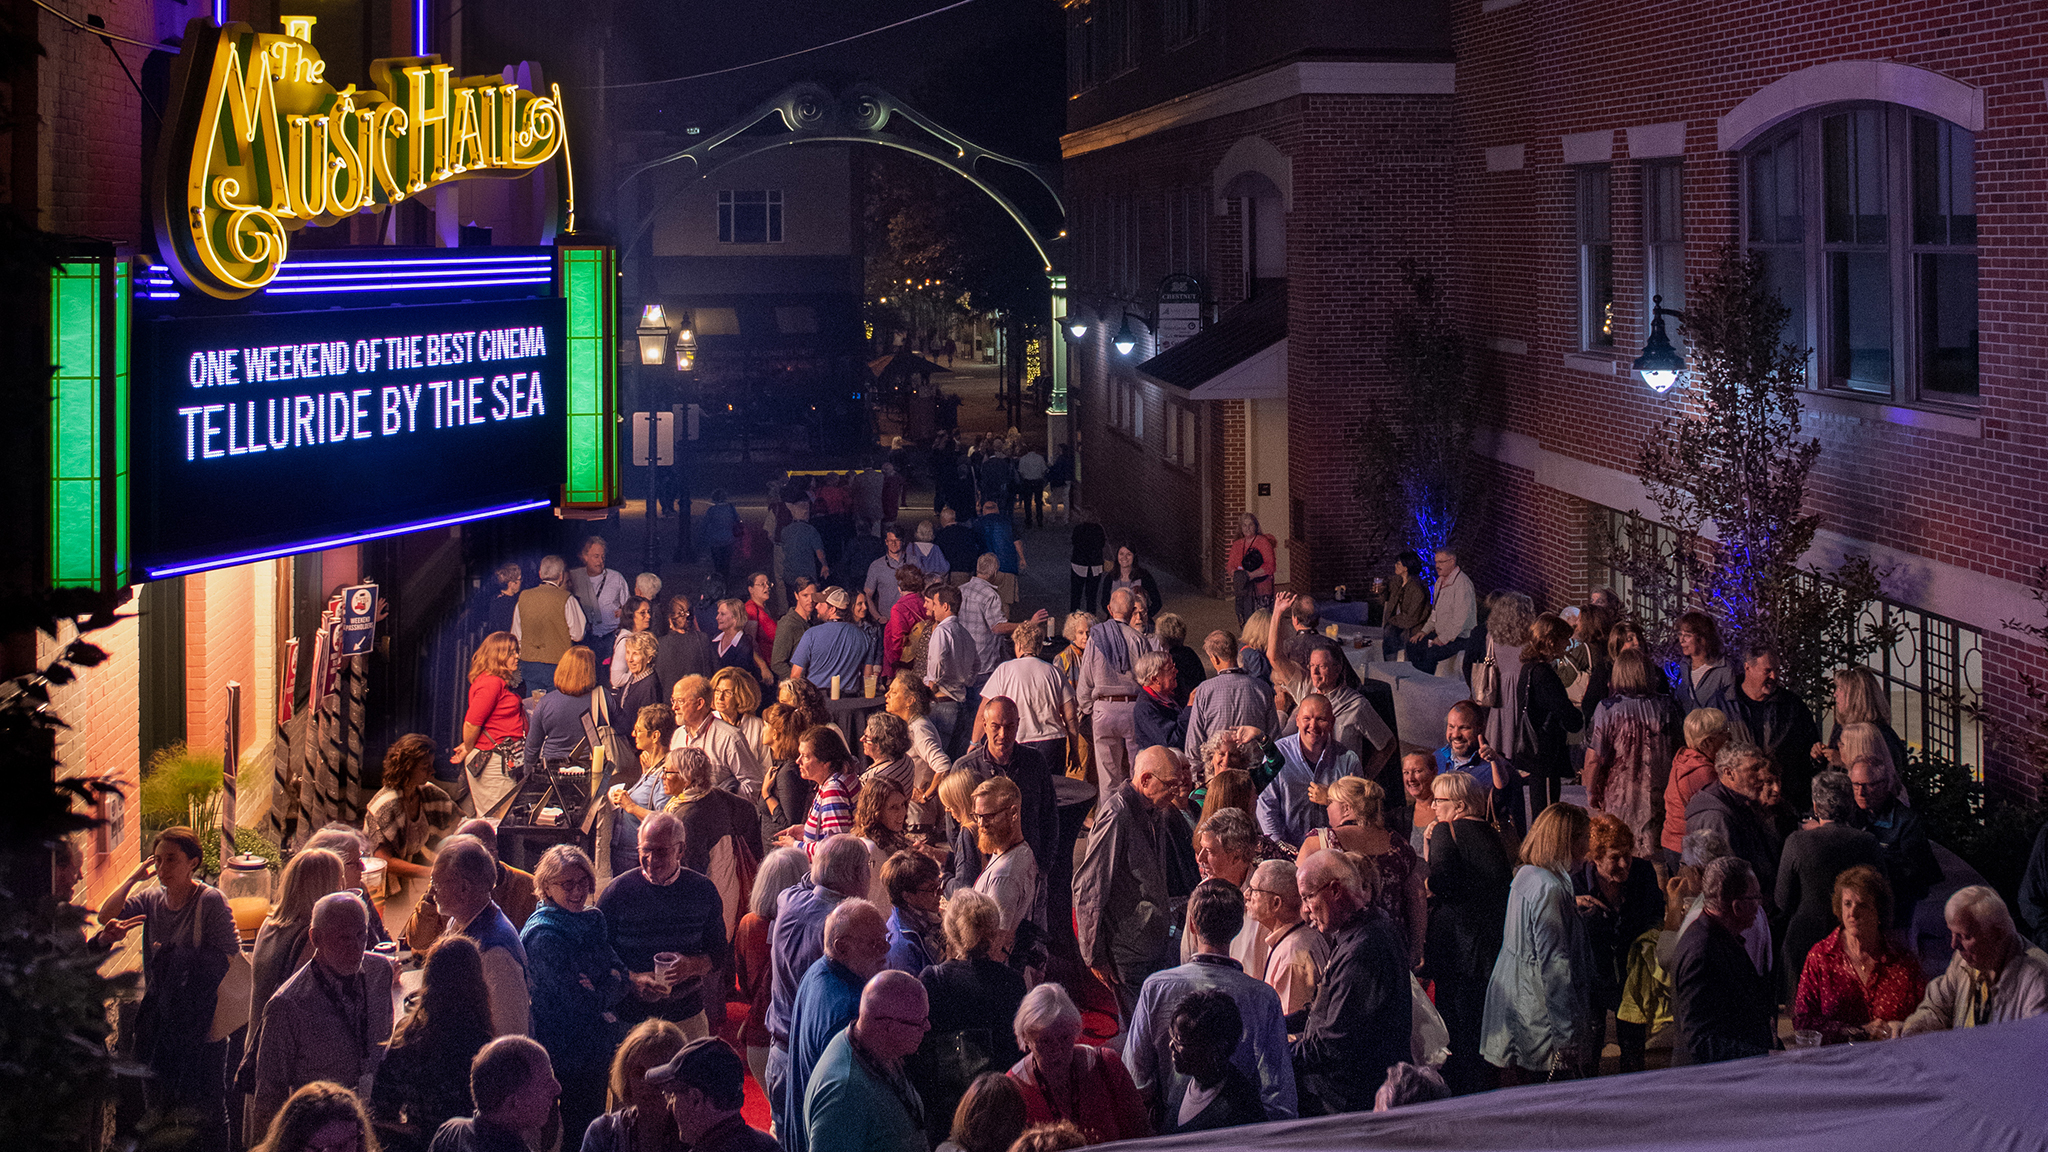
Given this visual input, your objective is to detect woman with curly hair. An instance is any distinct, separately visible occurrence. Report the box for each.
[860,710,916,793]
[364,734,455,887]
[452,632,526,792]
[710,666,766,759]
[373,936,496,1146]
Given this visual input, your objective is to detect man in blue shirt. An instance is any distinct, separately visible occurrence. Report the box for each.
[1257,696,1361,847]
[781,900,892,1152]
[788,587,879,691]
[1432,700,1500,812]
[1125,879,1297,1122]
[972,500,1026,609]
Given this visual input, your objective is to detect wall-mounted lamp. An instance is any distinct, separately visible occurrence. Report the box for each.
[1633,295,1686,393]
[1068,315,1089,339]
[1114,313,1140,356]
[675,310,697,372]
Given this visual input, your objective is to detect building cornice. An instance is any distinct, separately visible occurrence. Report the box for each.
[1061,61,1456,159]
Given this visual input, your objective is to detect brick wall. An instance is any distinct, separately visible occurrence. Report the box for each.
[45,613,143,905]
[38,0,152,241]
[1066,91,1456,590]
[186,565,258,759]
[1447,0,2048,798]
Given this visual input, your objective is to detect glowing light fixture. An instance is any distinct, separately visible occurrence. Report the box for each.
[1634,295,1686,393]
[1068,316,1088,339]
[640,303,668,328]
[1113,314,1138,356]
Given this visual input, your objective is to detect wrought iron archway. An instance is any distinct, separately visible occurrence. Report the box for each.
[618,81,1066,269]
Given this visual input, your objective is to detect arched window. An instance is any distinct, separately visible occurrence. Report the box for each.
[1743,104,1977,403]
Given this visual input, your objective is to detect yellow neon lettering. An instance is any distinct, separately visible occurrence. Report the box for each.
[452,84,486,172]
[155,21,573,297]
[402,64,455,190]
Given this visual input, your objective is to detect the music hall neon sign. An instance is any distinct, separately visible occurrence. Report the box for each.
[152,16,572,299]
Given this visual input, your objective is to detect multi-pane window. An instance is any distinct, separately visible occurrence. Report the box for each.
[1164,0,1210,48]
[1744,104,1978,403]
[1068,0,1137,93]
[1576,168,1615,350]
[1165,405,1197,465]
[717,190,782,243]
[1643,162,1685,342]
[1165,186,1208,281]
[1111,378,1145,439]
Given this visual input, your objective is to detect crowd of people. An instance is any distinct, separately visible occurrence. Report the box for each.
[89,496,2048,1152]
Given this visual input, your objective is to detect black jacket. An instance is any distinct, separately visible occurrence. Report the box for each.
[1517,660,1583,779]
[1685,780,1783,906]
[1423,818,1513,980]
[1571,856,1664,1010]
[1850,798,1943,929]
[1726,686,1823,809]
[1671,914,1775,1064]
[1289,907,1410,1115]
[1134,689,1186,753]
[1167,1065,1266,1134]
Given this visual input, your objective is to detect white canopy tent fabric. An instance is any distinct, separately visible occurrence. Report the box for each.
[1099,1016,2048,1152]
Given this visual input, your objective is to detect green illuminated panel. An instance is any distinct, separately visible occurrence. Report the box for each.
[558,246,616,507]
[49,257,132,591]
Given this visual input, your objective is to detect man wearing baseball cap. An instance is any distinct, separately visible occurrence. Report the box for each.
[646,1037,778,1152]
[788,587,880,690]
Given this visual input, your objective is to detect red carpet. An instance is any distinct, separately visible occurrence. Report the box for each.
[716,1001,774,1130]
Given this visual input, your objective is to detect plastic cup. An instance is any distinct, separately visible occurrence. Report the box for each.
[1791,1030,1822,1049]
[653,952,682,986]
[830,675,842,700]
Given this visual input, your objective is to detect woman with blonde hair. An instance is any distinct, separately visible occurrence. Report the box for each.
[1423,772,1513,1093]
[453,631,526,816]
[522,844,625,1142]
[1816,666,1908,774]
[937,765,985,895]
[1481,802,1594,1081]
[920,889,1028,1137]
[1662,707,1730,872]
[610,596,655,689]
[580,1018,688,1152]
[888,671,952,830]
[237,849,346,1125]
[1053,612,1096,699]
[710,666,766,759]
[1236,607,1274,685]
[1303,777,1426,969]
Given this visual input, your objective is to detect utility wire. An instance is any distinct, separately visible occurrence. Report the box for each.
[86,14,161,122]
[31,0,169,51]
[586,0,982,90]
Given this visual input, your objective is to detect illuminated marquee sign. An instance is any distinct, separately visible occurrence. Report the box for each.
[132,294,568,578]
[152,16,572,299]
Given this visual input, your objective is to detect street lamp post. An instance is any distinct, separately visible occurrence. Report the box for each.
[1633,295,1687,393]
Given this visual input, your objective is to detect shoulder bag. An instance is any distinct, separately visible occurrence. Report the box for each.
[1470,635,1501,708]
[207,896,255,1043]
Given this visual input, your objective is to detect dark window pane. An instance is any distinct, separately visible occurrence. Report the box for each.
[1646,163,1682,244]
[1578,169,1611,242]
[1919,253,1978,396]
[1824,110,1886,244]
[1757,246,1806,353]
[1588,244,1615,347]
[1830,250,1892,392]
[1913,117,1976,246]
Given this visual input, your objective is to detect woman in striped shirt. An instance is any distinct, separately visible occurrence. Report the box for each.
[780,725,862,855]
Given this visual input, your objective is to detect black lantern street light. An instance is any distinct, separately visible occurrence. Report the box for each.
[637,303,671,366]
[1633,295,1686,393]
[1113,313,1140,356]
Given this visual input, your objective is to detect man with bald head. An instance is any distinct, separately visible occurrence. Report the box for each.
[252,892,396,1130]
[1258,694,1362,847]
[766,835,873,1135]
[404,816,536,954]
[434,833,531,1035]
[1076,744,1195,1031]
[949,696,1058,926]
[1077,585,1162,793]
[782,900,893,1152]
[803,970,931,1152]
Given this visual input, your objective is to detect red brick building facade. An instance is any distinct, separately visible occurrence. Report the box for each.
[1062,0,2048,797]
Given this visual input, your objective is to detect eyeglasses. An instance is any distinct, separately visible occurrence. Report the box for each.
[1299,878,1340,902]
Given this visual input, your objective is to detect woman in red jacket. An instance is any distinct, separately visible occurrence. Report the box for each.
[452,631,527,787]
[1662,706,1729,874]
[1007,983,1150,1145]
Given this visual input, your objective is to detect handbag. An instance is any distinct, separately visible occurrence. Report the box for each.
[194,895,254,1044]
[1470,635,1501,708]
[1410,974,1450,1068]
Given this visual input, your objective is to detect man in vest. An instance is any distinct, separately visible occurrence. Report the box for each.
[513,554,587,696]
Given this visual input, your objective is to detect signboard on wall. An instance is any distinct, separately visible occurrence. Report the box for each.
[1155,273,1204,354]
[132,295,567,578]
